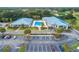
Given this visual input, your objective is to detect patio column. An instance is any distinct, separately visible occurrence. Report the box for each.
[38,27,41,31]
[57,25,59,28]
[63,26,65,29]
[54,25,56,28]
[66,26,68,30]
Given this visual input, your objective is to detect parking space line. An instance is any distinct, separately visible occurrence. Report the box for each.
[33,44,35,52]
[27,44,30,52]
[43,44,46,52]
[55,45,61,52]
[30,44,33,52]
[37,44,39,52]
[39,45,41,52]
[34,44,37,52]
[45,44,47,52]
[41,44,43,52]
[47,44,50,52]
[48,44,52,52]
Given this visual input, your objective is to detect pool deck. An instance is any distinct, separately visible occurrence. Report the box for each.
[32,20,47,27]
[32,20,48,30]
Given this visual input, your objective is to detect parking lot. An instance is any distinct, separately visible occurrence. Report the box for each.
[0,34,78,52]
[27,43,61,52]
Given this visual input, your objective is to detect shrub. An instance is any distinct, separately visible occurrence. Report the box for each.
[0,28,6,33]
[55,28,64,33]
[2,45,11,52]
[18,44,26,52]
[24,29,31,35]
[53,33,62,38]
[65,29,71,32]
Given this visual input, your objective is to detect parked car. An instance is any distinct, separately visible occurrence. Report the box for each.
[4,35,11,39]
[13,36,17,39]
[1,35,5,39]
[59,45,64,52]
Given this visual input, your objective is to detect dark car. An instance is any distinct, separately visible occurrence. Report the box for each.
[0,35,5,39]
[4,35,12,39]
[59,45,64,52]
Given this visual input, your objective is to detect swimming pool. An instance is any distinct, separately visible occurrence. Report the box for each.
[32,20,47,28]
[34,21,42,27]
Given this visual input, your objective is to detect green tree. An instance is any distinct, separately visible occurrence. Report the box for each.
[55,28,64,33]
[63,43,71,52]
[54,28,64,38]
[42,10,52,17]
[0,28,6,35]
[24,28,31,35]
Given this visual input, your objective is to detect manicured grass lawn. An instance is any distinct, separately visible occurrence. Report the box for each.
[7,27,18,30]
[11,34,24,36]
[30,27,38,30]
[19,27,38,30]
[19,27,26,30]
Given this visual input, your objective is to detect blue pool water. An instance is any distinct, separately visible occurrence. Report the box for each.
[34,22,42,27]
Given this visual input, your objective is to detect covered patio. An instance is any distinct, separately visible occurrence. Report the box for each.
[43,17,69,29]
[11,18,33,27]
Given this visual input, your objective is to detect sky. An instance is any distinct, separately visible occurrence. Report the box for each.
[0,0,79,7]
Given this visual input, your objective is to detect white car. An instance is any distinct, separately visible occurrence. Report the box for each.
[13,36,17,39]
